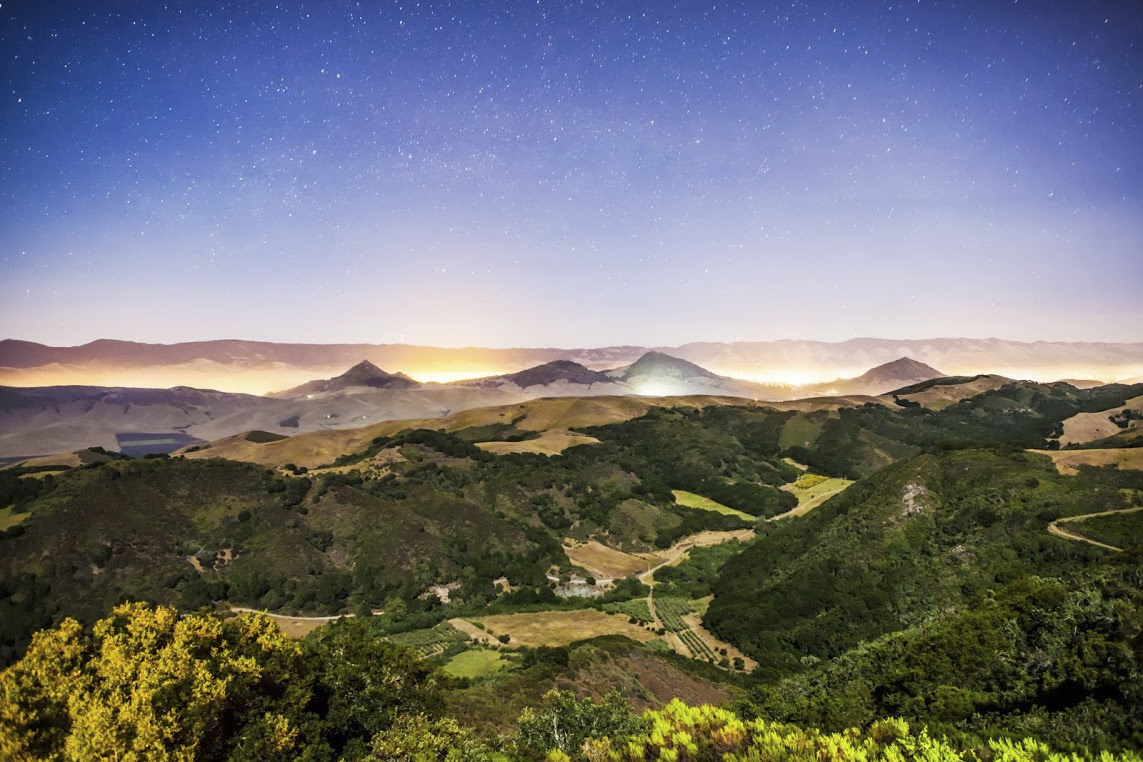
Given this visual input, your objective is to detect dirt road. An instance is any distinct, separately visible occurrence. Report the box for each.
[1047,506,1143,553]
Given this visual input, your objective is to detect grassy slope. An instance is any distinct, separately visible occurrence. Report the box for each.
[1036,447,1143,474]
[672,490,755,520]
[443,649,510,679]
[443,636,739,734]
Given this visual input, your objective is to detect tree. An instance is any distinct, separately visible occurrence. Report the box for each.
[0,602,324,761]
[366,715,491,762]
[309,618,439,751]
[514,690,643,760]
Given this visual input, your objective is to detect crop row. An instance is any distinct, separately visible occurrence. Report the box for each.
[602,599,654,624]
[655,596,696,633]
[386,622,469,656]
[678,629,716,662]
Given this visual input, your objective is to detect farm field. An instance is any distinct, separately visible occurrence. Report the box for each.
[386,621,471,658]
[232,610,347,638]
[778,473,854,517]
[564,540,660,579]
[671,490,755,520]
[472,609,657,648]
[476,429,600,456]
[602,599,654,624]
[442,649,511,679]
[654,596,697,633]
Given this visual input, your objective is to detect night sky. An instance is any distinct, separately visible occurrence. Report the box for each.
[3,0,1141,348]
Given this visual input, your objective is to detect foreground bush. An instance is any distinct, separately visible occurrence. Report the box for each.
[0,603,436,761]
[574,700,1143,762]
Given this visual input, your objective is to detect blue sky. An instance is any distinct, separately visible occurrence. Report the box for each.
[2,0,1141,346]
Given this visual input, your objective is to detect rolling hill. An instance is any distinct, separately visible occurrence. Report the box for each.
[807,356,943,396]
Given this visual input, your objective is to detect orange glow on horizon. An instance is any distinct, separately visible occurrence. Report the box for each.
[0,361,1138,397]
[406,368,513,384]
[714,368,865,386]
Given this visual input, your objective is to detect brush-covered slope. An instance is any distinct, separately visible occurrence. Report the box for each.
[783,380,1143,479]
[705,449,1143,678]
[0,455,546,666]
[183,394,872,470]
[746,562,1143,752]
[885,374,1014,410]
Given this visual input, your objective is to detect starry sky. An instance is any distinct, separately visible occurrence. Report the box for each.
[2,0,1141,348]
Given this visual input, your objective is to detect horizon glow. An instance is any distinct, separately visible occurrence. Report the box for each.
[2,1,1141,346]
[1,358,1138,397]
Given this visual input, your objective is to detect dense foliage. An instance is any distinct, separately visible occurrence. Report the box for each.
[705,450,1142,677]
[786,382,1143,480]
[747,567,1143,752]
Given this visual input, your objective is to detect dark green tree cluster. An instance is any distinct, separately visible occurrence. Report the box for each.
[705,450,1137,676]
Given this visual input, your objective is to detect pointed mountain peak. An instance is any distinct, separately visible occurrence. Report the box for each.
[275,360,418,397]
[623,351,720,380]
[339,359,387,381]
[858,357,943,383]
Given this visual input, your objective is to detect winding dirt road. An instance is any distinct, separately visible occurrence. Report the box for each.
[1047,506,1143,553]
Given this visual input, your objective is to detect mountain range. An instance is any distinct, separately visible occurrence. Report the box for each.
[2,337,1140,394]
[0,351,943,460]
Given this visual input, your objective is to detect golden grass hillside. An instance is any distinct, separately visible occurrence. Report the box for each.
[887,375,1012,410]
[1057,395,1143,446]
[1032,447,1143,475]
[181,394,881,468]
[471,609,657,648]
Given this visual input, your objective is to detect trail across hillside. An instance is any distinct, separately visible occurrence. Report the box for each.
[227,606,382,637]
[1047,506,1143,552]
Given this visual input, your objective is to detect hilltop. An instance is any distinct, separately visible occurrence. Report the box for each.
[272,360,419,397]
[808,356,943,396]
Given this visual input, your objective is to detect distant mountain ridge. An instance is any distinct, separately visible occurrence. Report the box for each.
[465,360,613,389]
[3,337,1140,388]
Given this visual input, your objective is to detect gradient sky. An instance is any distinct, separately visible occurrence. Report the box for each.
[2,0,1141,348]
